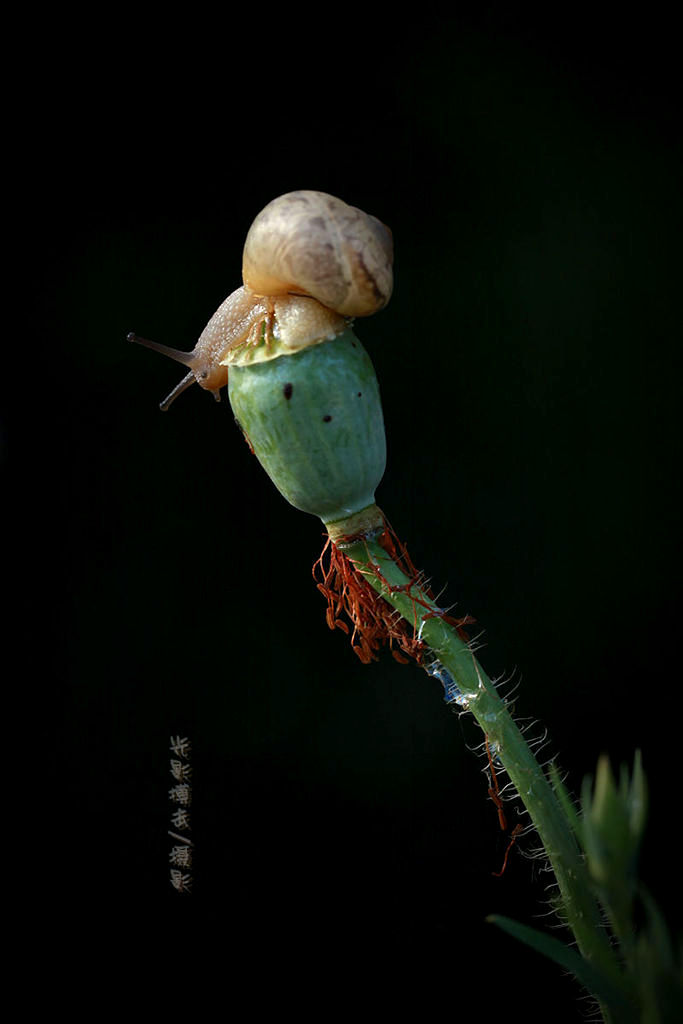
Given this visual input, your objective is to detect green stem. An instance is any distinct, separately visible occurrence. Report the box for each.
[342,531,622,999]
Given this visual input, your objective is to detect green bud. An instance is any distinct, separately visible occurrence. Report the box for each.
[581,752,648,948]
[582,752,647,886]
[228,329,386,526]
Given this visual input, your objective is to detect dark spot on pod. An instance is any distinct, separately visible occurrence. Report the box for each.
[323,414,332,422]
[351,341,357,348]
[357,392,362,397]
[283,382,293,400]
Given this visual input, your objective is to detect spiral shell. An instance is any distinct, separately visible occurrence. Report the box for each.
[242,190,393,317]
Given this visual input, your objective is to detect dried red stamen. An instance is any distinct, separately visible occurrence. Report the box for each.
[492,824,523,877]
[485,735,523,876]
[312,518,474,665]
[485,736,508,831]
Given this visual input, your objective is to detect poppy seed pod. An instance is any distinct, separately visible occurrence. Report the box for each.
[228,327,386,527]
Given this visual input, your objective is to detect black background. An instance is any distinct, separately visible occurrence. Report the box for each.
[17,6,681,1016]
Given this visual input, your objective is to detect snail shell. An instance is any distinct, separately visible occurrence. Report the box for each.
[243,190,393,316]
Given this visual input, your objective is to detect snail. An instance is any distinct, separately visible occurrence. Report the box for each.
[129,190,393,411]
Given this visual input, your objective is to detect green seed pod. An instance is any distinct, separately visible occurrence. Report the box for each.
[228,328,386,526]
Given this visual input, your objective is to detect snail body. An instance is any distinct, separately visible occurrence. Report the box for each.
[130,190,393,411]
[130,287,348,411]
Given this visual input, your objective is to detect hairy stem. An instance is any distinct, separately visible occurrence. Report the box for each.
[341,531,621,996]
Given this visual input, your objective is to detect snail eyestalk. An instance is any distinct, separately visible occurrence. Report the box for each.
[128,332,201,410]
[127,332,196,368]
[159,371,202,412]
